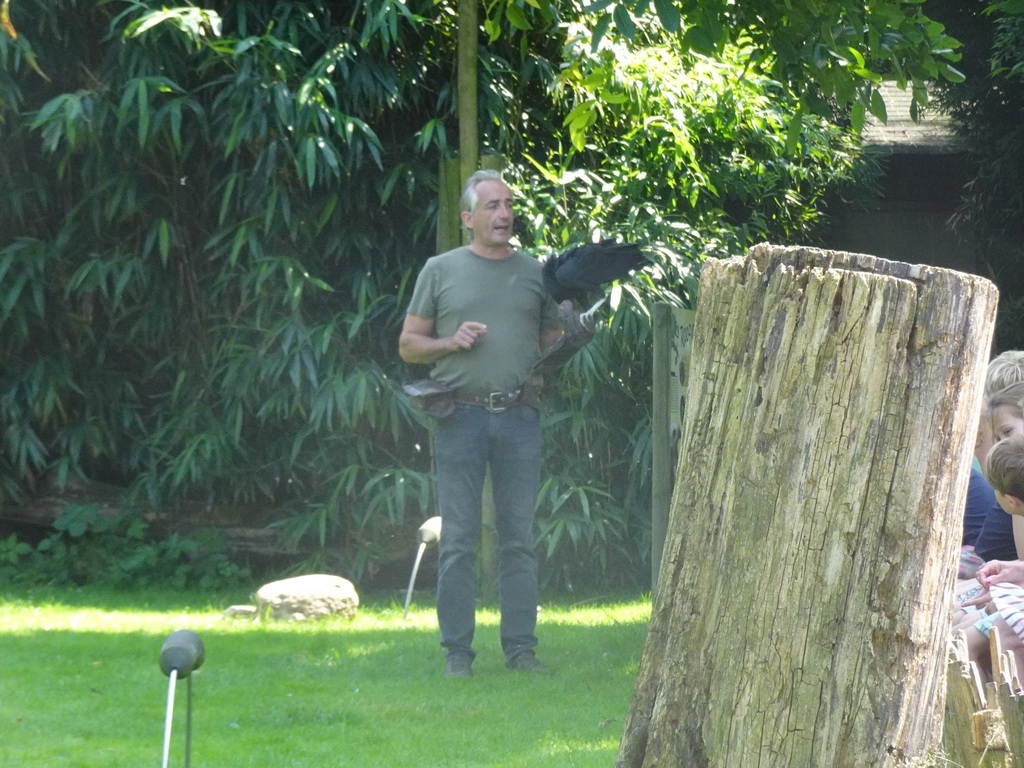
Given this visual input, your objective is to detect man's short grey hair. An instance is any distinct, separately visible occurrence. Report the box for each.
[461,169,503,214]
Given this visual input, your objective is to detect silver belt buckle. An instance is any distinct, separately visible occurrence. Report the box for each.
[486,392,508,413]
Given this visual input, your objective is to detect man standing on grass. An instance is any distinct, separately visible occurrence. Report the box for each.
[398,170,562,678]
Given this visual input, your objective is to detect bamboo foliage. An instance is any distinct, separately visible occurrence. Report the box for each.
[1,0,878,585]
[0,1,451,577]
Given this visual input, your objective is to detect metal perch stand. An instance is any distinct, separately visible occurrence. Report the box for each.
[403,516,442,618]
[159,629,205,768]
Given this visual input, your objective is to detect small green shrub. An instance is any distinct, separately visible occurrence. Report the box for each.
[0,503,250,589]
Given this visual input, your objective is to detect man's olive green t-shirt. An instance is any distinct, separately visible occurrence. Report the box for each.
[407,246,560,395]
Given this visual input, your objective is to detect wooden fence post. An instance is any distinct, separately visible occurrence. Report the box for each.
[651,303,695,595]
[618,244,999,767]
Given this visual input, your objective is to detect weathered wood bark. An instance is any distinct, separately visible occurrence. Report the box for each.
[945,632,1006,768]
[651,304,696,594]
[618,244,999,767]
[997,683,1024,767]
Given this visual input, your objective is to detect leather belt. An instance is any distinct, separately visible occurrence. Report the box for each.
[454,388,523,413]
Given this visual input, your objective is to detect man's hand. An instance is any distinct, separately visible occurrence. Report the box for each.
[451,321,488,351]
[400,314,487,364]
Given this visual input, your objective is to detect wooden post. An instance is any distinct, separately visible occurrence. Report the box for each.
[457,0,479,191]
[996,683,1024,766]
[945,632,1004,768]
[651,305,673,595]
[480,153,502,173]
[618,244,999,768]
[437,157,463,254]
[651,304,695,594]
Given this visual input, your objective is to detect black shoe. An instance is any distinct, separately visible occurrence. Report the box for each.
[444,653,473,678]
[506,652,549,673]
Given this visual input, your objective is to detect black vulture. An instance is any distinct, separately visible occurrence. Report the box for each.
[533,239,647,375]
[541,239,648,304]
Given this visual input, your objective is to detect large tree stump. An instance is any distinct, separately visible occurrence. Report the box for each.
[619,244,999,768]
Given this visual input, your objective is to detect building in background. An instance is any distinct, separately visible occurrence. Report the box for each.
[829,83,976,273]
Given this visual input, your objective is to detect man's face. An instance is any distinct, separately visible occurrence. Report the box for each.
[463,179,514,249]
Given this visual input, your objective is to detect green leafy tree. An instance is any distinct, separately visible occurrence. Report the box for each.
[483,0,963,132]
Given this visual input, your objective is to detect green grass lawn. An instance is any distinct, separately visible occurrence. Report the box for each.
[0,587,650,767]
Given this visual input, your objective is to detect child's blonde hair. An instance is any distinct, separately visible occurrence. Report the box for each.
[986,350,1024,396]
[989,382,1024,419]
[986,434,1024,501]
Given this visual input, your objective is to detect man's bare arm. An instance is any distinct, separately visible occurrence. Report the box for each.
[399,313,488,364]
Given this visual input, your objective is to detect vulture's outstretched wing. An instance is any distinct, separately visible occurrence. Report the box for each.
[542,239,647,304]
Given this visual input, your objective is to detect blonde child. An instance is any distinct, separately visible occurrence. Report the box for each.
[986,351,1024,396]
[969,382,1024,564]
[975,352,1024,466]
[989,382,1024,443]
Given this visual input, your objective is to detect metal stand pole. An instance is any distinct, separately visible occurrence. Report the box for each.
[403,517,442,618]
[162,669,178,768]
[403,542,428,618]
[158,629,204,768]
[185,675,193,768]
